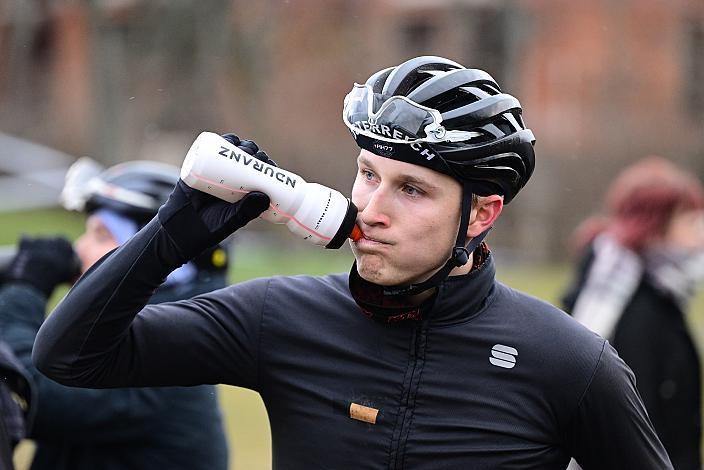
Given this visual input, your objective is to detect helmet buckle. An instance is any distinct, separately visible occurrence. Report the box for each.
[453,246,470,266]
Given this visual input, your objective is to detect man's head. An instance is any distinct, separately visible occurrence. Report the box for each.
[62,159,183,272]
[605,156,704,253]
[343,56,535,294]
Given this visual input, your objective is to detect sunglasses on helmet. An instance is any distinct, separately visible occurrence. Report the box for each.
[342,84,482,145]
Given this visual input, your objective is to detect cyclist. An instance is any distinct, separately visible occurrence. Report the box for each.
[0,160,228,469]
[34,56,671,469]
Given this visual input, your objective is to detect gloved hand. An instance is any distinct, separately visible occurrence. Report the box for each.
[222,133,278,167]
[157,133,272,263]
[4,236,81,297]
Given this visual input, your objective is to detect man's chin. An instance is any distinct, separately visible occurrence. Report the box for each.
[355,257,446,288]
[355,260,389,285]
[355,262,408,287]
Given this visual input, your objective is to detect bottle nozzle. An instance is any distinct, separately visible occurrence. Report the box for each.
[349,224,363,242]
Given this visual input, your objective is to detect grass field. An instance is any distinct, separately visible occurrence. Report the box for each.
[3,208,704,469]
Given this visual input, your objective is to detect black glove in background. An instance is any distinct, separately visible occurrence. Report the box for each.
[4,236,80,298]
[157,133,271,264]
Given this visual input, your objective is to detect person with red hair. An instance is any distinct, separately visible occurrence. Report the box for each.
[563,156,704,470]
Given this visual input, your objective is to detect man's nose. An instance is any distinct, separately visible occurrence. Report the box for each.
[359,188,391,227]
[73,234,84,253]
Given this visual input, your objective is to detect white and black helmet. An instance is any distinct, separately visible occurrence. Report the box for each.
[61,157,179,224]
[61,157,230,273]
[343,55,535,203]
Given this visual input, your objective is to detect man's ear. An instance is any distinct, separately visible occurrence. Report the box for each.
[467,195,503,238]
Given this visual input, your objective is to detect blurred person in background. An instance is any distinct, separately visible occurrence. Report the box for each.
[33,56,671,469]
[0,159,229,469]
[562,156,704,470]
[0,338,34,470]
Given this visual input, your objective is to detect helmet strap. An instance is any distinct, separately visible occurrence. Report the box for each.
[381,181,490,297]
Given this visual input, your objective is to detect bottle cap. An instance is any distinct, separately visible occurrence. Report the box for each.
[349,224,363,242]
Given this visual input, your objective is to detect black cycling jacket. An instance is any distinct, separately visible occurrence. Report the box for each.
[0,272,228,470]
[33,218,673,469]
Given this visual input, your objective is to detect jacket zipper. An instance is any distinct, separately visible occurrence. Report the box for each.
[389,320,428,469]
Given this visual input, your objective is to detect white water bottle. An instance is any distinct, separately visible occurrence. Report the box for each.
[180,131,361,248]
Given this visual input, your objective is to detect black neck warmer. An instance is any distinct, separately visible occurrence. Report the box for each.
[349,242,490,323]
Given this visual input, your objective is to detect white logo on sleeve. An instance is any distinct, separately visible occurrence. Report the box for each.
[489,344,518,369]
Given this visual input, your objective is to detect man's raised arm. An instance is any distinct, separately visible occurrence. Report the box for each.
[33,136,271,387]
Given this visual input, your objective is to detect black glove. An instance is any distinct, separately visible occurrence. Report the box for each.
[221,133,278,167]
[157,133,272,263]
[4,236,81,297]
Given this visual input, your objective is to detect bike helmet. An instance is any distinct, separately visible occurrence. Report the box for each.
[62,157,180,224]
[61,157,229,273]
[344,56,536,306]
[343,55,535,203]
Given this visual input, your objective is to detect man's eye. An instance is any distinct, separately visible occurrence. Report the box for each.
[402,185,421,197]
[361,169,374,181]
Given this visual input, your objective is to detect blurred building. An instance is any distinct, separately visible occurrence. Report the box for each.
[0,0,702,260]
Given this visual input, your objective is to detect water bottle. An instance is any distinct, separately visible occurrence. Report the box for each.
[180,131,362,248]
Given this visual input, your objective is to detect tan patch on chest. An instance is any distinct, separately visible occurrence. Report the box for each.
[349,402,379,424]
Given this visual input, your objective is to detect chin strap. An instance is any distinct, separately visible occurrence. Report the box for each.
[381,182,490,297]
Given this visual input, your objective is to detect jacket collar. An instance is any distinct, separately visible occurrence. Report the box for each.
[348,245,496,325]
[427,252,496,325]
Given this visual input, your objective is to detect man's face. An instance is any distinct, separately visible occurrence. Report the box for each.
[349,149,462,286]
[74,214,120,273]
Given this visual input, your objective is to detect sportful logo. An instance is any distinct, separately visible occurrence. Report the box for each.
[489,344,518,369]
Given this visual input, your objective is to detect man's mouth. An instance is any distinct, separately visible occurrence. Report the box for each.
[356,231,391,245]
